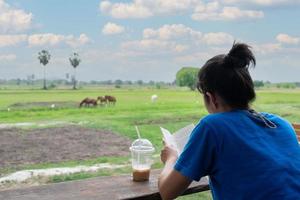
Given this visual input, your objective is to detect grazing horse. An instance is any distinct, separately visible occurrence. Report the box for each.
[97,96,107,105]
[105,95,117,105]
[79,97,97,107]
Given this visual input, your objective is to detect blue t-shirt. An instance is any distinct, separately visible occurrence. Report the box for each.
[174,110,300,200]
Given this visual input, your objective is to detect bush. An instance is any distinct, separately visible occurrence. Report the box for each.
[276,83,296,89]
[156,83,161,89]
[48,83,57,89]
[253,80,264,88]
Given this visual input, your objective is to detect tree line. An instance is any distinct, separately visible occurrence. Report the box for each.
[3,59,298,90]
[0,78,174,89]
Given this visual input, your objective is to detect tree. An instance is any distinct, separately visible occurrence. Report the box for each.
[115,79,123,85]
[253,80,264,88]
[124,80,132,85]
[136,80,143,86]
[69,52,81,89]
[176,67,198,90]
[104,80,112,85]
[38,50,51,89]
[149,80,155,85]
[31,74,35,85]
[65,73,70,85]
[16,78,21,86]
[26,75,31,85]
[26,74,35,85]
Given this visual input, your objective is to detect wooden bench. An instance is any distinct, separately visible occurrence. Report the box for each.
[292,123,300,141]
[0,169,209,200]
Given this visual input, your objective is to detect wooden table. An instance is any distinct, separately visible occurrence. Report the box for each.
[0,170,210,200]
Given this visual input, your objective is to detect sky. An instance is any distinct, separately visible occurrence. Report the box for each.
[0,0,300,82]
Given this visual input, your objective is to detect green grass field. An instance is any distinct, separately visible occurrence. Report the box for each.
[0,87,300,199]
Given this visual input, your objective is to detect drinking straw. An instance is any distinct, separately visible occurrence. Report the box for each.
[135,125,141,140]
[135,125,141,168]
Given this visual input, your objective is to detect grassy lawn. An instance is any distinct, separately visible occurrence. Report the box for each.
[0,87,299,199]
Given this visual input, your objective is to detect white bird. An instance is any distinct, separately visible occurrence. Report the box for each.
[51,104,55,109]
[7,108,10,112]
[151,94,158,103]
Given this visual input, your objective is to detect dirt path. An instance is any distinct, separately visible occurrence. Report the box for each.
[0,126,131,170]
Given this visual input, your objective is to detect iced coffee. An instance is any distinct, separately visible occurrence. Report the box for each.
[130,139,155,182]
[132,168,150,182]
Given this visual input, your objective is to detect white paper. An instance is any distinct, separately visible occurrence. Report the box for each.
[160,124,195,154]
[173,124,195,153]
[160,127,178,151]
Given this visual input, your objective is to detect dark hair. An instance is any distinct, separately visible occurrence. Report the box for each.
[197,42,256,109]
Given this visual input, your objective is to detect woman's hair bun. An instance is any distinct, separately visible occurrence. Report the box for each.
[224,42,256,69]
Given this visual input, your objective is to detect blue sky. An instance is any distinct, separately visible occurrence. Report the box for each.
[0,0,300,82]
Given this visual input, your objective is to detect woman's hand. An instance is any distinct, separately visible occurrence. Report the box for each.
[160,141,178,164]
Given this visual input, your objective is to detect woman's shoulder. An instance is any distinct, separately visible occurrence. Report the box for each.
[199,110,244,123]
[196,112,233,131]
[199,110,291,128]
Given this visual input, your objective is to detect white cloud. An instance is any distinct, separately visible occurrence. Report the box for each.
[0,34,27,47]
[252,35,300,55]
[0,53,16,61]
[192,2,264,21]
[174,52,213,64]
[143,24,202,40]
[99,0,152,18]
[276,33,299,45]
[221,0,300,6]
[174,44,189,52]
[121,39,189,57]
[253,43,282,54]
[147,0,198,13]
[99,0,197,19]
[0,0,33,33]
[202,32,234,45]
[221,7,264,20]
[121,24,234,57]
[98,0,299,22]
[121,39,171,52]
[100,1,112,12]
[122,24,203,55]
[66,34,91,47]
[28,33,65,46]
[78,34,90,44]
[99,0,267,21]
[102,22,125,35]
[0,33,90,48]
[141,24,233,46]
[28,33,90,47]
[245,0,300,6]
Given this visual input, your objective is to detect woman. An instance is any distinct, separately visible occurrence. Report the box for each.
[159,43,300,200]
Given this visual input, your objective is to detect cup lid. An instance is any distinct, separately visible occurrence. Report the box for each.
[130,139,154,152]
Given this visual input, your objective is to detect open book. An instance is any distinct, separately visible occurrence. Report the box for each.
[160,124,195,154]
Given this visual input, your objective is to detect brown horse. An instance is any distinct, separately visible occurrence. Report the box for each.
[97,96,107,105]
[104,95,117,105]
[79,97,97,107]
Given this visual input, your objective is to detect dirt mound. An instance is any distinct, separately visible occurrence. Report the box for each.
[0,126,131,170]
[9,101,78,109]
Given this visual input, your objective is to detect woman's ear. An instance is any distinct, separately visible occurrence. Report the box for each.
[206,92,218,110]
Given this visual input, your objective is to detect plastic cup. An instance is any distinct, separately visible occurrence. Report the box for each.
[129,139,155,182]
